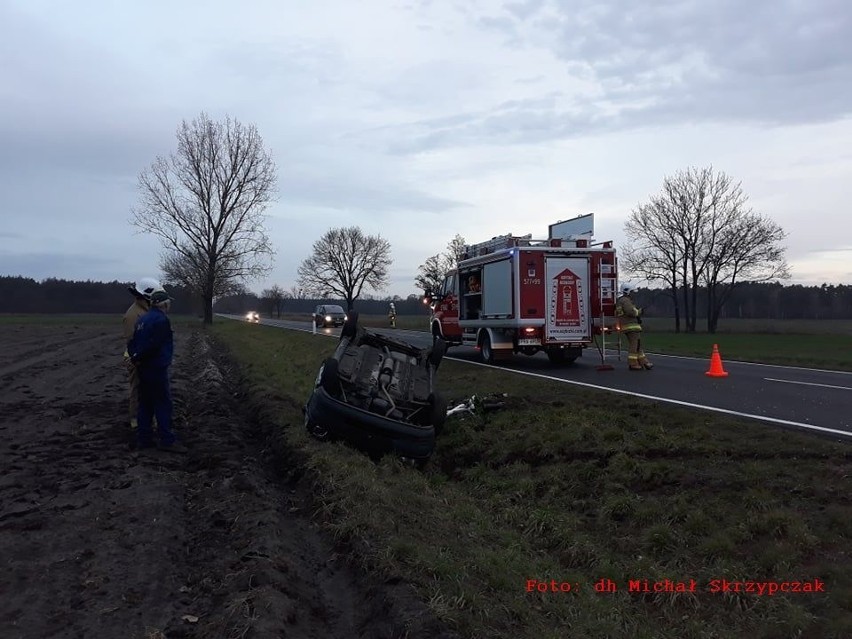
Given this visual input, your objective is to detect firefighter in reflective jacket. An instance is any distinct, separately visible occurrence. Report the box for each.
[615,283,653,371]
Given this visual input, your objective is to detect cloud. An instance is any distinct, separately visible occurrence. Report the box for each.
[376,0,852,153]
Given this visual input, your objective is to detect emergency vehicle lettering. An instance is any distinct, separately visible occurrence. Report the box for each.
[519,251,545,319]
[552,269,582,327]
[545,257,589,341]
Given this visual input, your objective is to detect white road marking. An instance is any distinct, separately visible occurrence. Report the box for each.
[764,377,852,391]
[648,352,852,375]
[441,359,852,439]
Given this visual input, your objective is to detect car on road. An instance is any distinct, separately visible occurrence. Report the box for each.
[245,311,260,322]
[304,311,447,463]
[313,304,347,328]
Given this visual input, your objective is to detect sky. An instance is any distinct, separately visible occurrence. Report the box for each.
[1,0,851,298]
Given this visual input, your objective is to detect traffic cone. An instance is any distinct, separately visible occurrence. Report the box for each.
[705,344,729,378]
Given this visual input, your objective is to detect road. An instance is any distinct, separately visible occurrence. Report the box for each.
[224,315,852,439]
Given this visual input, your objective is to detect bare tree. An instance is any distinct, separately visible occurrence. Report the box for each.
[261,284,286,318]
[702,211,789,332]
[415,254,447,295]
[446,234,467,267]
[623,202,685,332]
[623,166,789,333]
[160,249,245,300]
[285,285,307,300]
[415,234,467,294]
[297,227,392,309]
[132,112,277,324]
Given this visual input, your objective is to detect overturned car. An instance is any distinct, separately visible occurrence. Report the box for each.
[304,311,447,462]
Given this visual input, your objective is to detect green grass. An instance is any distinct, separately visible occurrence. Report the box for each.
[211,318,852,639]
[636,318,852,370]
[642,317,852,336]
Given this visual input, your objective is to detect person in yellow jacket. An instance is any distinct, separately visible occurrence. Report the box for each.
[615,283,653,371]
[123,278,160,428]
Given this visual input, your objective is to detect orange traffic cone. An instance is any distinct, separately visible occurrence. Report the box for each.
[705,344,729,378]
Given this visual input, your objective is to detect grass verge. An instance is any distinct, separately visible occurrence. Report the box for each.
[211,318,852,639]
[637,322,852,370]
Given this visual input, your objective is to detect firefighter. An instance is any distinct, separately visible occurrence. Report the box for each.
[123,278,161,429]
[129,288,185,452]
[388,302,397,328]
[615,283,653,371]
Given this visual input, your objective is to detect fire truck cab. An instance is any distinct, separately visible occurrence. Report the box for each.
[428,216,617,365]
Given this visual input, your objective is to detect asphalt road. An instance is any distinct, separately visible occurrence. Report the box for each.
[224,315,852,440]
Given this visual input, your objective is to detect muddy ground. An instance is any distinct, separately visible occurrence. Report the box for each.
[0,322,454,639]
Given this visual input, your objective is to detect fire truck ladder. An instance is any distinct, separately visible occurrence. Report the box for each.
[464,233,533,257]
[594,263,618,371]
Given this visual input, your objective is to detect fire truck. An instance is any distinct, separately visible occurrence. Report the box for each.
[427,215,618,364]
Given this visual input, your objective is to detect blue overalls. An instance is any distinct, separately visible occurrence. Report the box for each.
[129,307,175,448]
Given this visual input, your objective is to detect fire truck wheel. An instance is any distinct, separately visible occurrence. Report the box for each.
[480,333,494,364]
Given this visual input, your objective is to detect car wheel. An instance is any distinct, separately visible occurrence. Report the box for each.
[319,358,341,397]
[480,333,494,364]
[304,407,330,441]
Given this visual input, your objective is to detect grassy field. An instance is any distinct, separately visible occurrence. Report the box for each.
[638,318,852,370]
[211,318,852,639]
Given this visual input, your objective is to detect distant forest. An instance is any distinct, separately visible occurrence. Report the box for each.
[1,276,850,322]
[0,276,426,317]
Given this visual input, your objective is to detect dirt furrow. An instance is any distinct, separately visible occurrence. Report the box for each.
[0,323,452,639]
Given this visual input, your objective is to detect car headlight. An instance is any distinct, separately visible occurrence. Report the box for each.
[325,315,331,321]
[344,314,348,320]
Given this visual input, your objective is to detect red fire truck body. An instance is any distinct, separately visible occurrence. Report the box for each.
[429,221,617,364]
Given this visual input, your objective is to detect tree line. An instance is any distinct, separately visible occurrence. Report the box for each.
[634,282,852,322]
[0,275,428,317]
[3,275,849,322]
[0,276,200,315]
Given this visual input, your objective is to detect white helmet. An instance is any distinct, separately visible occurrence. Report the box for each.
[620,282,636,295]
[130,277,162,300]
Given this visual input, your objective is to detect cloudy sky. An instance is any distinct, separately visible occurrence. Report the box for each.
[2,0,851,298]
